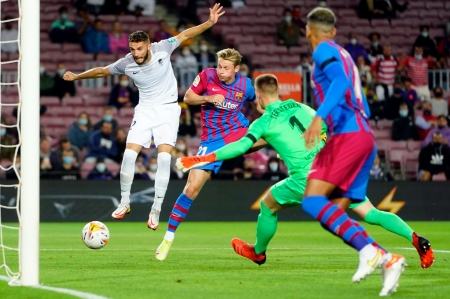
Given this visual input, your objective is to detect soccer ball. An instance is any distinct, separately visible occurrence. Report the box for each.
[81,221,110,249]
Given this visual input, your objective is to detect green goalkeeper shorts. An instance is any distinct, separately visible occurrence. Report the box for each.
[270,173,306,207]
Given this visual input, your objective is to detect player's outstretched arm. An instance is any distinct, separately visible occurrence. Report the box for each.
[176,3,224,44]
[63,66,112,81]
[184,88,224,106]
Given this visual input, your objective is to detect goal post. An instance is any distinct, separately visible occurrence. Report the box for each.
[19,0,40,286]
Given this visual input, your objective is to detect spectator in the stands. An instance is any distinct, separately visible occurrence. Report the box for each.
[423,115,450,147]
[175,46,198,91]
[74,8,94,48]
[344,33,368,63]
[194,39,216,72]
[85,121,118,162]
[401,77,419,110]
[154,20,173,43]
[415,101,438,141]
[392,102,417,141]
[260,157,288,181]
[113,127,127,163]
[54,137,80,170]
[53,62,76,100]
[276,9,300,48]
[358,0,386,22]
[85,0,105,15]
[178,103,196,137]
[356,55,372,86]
[1,16,18,54]
[413,25,437,58]
[84,19,110,55]
[108,74,138,110]
[40,138,58,177]
[67,111,92,150]
[39,62,55,97]
[385,83,405,120]
[239,63,250,77]
[369,154,394,181]
[128,0,155,16]
[0,117,15,162]
[172,137,192,158]
[169,20,194,47]
[5,154,20,180]
[54,150,80,180]
[87,158,114,180]
[147,28,155,41]
[437,32,450,58]
[367,32,383,63]
[367,87,385,120]
[291,5,306,36]
[108,21,128,55]
[49,6,79,44]
[419,132,450,181]
[295,53,313,73]
[103,0,129,15]
[135,156,158,180]
[371,44,397,98]
[430,86,448,117]
[93,106,118,131]
[402,46,433,101]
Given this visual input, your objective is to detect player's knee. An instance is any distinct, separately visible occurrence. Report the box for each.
[157,152,172,173]
[184,183,200,199]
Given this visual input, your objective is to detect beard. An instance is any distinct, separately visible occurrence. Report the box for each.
[133,51,149,65]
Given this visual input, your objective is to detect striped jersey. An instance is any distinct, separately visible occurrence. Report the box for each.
[190,68,256,142]
[311,40,371,134]
[372,56,397,85]
[109,38,180,106]
[402,56,430,87]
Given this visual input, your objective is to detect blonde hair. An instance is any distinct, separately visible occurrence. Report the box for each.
[216,48,242,66]
[307,7,336,34]
[254,74,278,97]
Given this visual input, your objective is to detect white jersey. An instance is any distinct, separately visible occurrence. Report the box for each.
[109,38,180,106]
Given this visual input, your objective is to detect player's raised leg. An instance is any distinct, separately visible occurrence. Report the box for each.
[112,143,141,219]
[352,200,434,268]
[155,169,211,260]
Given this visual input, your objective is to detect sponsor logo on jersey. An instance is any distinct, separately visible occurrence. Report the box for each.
[167,38,176,43]
[215,101,238,110]
[235,92,243,100]
[193,75,200,87]
[158,59,163,66]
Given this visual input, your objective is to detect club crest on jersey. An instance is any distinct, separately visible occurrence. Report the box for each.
[235,92,243,100]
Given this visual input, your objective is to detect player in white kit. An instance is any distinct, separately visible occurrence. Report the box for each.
[63,3,225,229]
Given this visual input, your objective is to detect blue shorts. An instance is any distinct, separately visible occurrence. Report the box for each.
[193,139,227,174]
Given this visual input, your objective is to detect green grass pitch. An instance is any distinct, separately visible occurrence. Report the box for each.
[1,221,449,299]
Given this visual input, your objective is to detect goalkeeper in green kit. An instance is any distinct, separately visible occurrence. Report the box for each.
[176,74,433,268]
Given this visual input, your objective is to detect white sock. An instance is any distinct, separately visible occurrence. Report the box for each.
[164,231,175,242]
[120,149,138,206]
[152,152,171,212]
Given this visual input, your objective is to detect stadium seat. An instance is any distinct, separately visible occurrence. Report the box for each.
[105,162,121,177]
[407,140,422,152]
[83,96,108,106]
[119,107,135,118]
[377,139,407,159]
[62,96,83,106]
[47,106,76,117]
[376,119,393,131]
[81,162,95,179]
[388,149,407,171]
[40,96,60,106]
[401,151,419,180]
[117,117,133,128]
[432,173,447,181]
[373,129,391,140]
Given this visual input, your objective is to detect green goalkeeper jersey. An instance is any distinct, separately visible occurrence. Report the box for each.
[215,99,327,177]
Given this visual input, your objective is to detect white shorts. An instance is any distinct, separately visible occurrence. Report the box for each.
[126,103,181,148]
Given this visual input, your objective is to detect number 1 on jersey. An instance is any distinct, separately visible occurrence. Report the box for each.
[289,116,306,133]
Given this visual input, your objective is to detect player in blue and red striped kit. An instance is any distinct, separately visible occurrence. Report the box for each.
[301,8,406,296]
[155,48,263,260]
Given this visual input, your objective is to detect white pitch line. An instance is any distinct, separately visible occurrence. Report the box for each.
[0,276,111,299]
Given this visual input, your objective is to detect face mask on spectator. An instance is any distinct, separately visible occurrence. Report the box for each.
[57,69,66,76]
[199,44,208,52]
[284,16,292,23]
[372,42,379,47]
[96,163,106,172]
[399,110,408,117]
[350,38,357,45]
[103,115,113,122]
[269,163,278,172]
[39,66,45,74]
[415,54,422,60]
[61,13,68,20]
[239,71,248,77]
[176,143,186,151]
[149,164,158,172]
[421,32,428,38]
[63,156,73,164]
[182,49,191,56]
[435,91,443,98]
[78,118,88,126]
[0,128,6,136]
[120,80,129,87]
